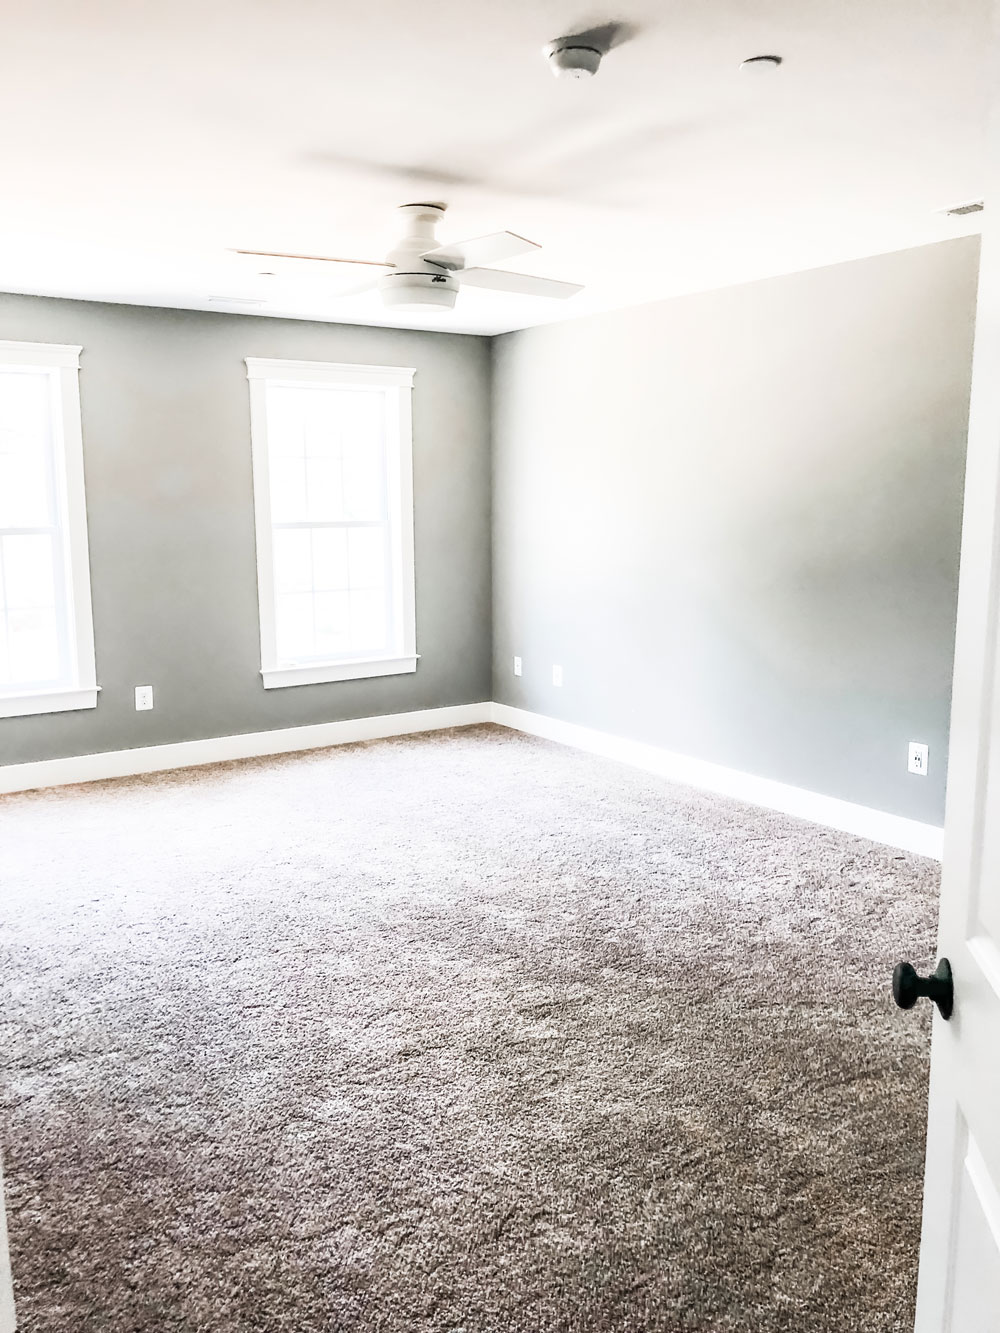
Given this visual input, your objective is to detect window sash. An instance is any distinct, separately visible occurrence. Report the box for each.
[270,521,395,666]
[0,529,71,693]
[246,359,417,688]
[0,348,96,711]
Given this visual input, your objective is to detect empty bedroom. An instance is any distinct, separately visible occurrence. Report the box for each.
[2,2,1000,1331]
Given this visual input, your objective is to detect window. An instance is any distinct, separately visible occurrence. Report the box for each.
[0,341,97,719]
[246,358,417,688]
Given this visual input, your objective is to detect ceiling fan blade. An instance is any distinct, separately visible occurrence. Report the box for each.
[421,231,540,272]
[232,249,391,268]
[461,268,583,300]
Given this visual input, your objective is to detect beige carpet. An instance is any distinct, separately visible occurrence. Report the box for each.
[0,724,938,1331]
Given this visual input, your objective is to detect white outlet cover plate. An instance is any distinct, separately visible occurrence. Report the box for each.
[513,656,522,677]
[552,665,563,687]
[908,741,929,775]
[135,685,154,711]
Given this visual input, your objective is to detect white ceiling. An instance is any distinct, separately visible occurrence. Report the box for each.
[0,0,989,336]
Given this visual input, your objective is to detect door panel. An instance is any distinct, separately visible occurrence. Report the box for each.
[913,24,1000,1321]
[949,1132,1000,1330]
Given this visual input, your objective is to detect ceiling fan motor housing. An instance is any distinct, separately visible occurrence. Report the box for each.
[379,203,459,308]
[378,269,458,309]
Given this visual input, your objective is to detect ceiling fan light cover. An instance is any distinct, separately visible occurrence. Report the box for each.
[378,270,458,310]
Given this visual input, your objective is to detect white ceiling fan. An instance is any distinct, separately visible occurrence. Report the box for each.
[233,203,583,310]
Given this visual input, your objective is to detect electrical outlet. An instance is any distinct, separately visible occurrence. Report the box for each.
[135,685,154,711]
[552,664,563,687]
[513,656,522,677]
[908,741,929,776]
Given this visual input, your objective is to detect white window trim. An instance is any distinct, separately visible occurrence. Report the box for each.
[0,340,98,720]
[245,357,418,689]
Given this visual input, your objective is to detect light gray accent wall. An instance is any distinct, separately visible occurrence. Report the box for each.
[0,296,492,764]
[491,238,980,825]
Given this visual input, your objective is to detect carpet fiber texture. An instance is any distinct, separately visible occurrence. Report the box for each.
[0,725,939,1332]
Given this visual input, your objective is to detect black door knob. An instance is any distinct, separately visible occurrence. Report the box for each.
[892,958,954,1020]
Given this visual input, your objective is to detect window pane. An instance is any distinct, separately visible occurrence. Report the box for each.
[272,528,312,593]
[348,526,386,590]
[314,590,350,657]
[3,534,56,609]
[0,371,53,528]
[266,385,386,526]
[311,528,349,591]
[6,607,60,684]
[350,589,388,653]
[0,456,50,528]
[265,386,308,457]
[302,389,344,458]
[268,456,308,523]
[304,456,344,522]
[341,435,385,521]
[346,391,385,447]
[275,592,314,661]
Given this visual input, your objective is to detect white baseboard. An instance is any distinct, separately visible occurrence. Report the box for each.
[0,702,493,796]
[490,704,944,860]
[0,699,944,859]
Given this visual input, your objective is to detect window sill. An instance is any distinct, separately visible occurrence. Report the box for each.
[0,686,100,719]
[261,656,419,689]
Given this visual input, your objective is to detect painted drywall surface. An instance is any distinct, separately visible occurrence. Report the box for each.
[491,238,980,825]
[0,297,491,764]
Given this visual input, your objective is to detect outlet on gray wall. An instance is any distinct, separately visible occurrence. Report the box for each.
[490,237,980,825]
[0,296,492,765]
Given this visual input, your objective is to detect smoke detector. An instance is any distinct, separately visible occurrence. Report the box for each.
[544,38,603,79]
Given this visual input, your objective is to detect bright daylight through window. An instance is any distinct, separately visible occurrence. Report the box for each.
[0,340,97,719]
[246,359,417,689]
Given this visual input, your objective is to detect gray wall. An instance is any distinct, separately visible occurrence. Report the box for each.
[1,238,980,824]
[0,296,492,763]
[492,238,980,825]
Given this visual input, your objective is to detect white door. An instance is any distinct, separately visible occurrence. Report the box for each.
[911,64,1000,1329]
